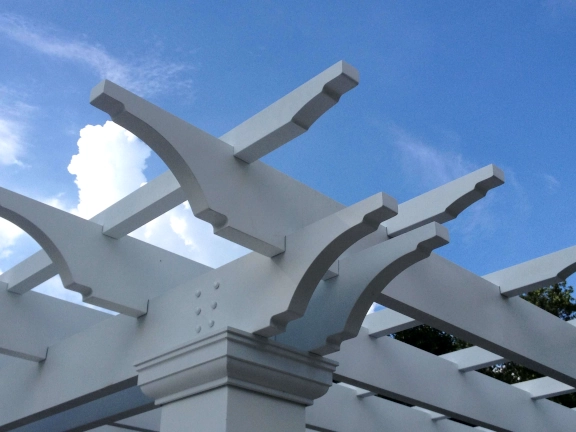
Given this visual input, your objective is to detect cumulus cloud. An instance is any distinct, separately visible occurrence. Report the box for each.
[68,121,151,218]
[0,13,190,97]
[131,202,248,268]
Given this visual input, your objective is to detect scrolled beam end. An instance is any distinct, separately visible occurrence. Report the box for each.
[387,164,505,238]
[231,60,360,163]
[90,79,127,118]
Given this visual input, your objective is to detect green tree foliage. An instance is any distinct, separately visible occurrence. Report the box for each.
[393,282,576,407]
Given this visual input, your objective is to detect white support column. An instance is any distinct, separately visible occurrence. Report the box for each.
[134,328,336,432]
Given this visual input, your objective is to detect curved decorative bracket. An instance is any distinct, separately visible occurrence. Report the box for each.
[483,245,576,297]
[275,222,449,354]
[0,187,210,316]
[90,62,358,257]
[177,192,397,338]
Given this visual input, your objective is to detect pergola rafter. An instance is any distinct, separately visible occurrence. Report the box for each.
[0,61,574,432]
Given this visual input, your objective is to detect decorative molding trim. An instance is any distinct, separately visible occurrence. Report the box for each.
[135,327,337,406]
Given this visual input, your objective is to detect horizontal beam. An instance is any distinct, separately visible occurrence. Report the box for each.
[307,383,476,432]
[0,166,500,419]
[95,170,185,239]
[440,346,506,372]
[483,245,576,297]
[0,286,108,361]
[329,329,576,432]
[377,253,576,388]
[364,310,507,372]
[362,308,419,337]
[512,377,575,400]
[11,381,481,432]
[0,163,502,302]
[223,60,359,163]
[3,383,154,432]
[2,251,55,295]
[412,406,448,420]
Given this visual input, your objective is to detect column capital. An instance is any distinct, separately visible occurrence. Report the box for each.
[135,327,337,406]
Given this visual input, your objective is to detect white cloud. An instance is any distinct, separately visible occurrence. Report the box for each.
[0,13,190,97]
[68,121,151,218]
[33,276,115,314]
[131,203,248,268]
[390,126,475,188]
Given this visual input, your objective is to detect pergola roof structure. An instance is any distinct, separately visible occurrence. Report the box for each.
[1,61,575,432]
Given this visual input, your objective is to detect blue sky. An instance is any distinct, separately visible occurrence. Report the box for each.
[0,1,576,302]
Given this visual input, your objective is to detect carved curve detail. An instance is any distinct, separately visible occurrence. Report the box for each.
[0,187,210,317]
[0,186,93,298]
[90,80,225,229]
[257,192,399,337]
[275,222,449,354]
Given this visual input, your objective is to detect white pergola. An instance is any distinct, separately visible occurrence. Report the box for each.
[1,61,575,432]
